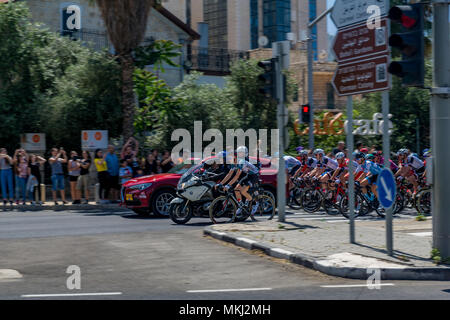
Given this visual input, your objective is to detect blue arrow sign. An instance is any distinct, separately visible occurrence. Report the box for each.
[377,168,396,209]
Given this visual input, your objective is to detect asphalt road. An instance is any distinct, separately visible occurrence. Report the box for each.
[0,209,449,300]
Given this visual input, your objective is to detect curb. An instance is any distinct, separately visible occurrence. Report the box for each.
[204,226,450,281]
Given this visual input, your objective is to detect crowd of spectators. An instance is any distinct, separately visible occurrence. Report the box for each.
[0,137,175,206]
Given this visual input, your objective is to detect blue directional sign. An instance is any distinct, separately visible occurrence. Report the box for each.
[377,168,396,209]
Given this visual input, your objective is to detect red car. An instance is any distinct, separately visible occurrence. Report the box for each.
[121,157,281,216]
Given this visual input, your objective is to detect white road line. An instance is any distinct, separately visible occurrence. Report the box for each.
[187,288,272,293]
[321,284,395,288]
[21,292,122,298]
[407,231,432,237]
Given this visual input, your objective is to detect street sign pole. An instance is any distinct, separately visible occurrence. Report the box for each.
[347,95,355,243]
[307,28,314,150]
[431,0,450,258]
[274,41,289,222]
[382,90,393,256]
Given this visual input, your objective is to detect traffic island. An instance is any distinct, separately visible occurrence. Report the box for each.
[204,217,450,280]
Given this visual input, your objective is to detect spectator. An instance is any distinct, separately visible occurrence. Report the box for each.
[77,150,91,204]
[15,150,30,205]
[135,168,145,177]
[13,149,23,204]
[332,141,345,156]
[0,148,14,206]
[160,150,174,173]
[29,154,46,204]
[152,149,162,173]
[68,151,81,204]
[121,137,140,177]
[105,145,120,202]
[119,159,133,202]
[360,147,369,154]
[355,141,364,153]
[49,147,68,205]
[94,149,109,204]
[144,153,156,175]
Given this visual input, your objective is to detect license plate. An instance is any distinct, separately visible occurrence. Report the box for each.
[126,194,133,201]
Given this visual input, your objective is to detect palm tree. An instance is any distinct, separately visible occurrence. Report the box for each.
[95,0,156,140]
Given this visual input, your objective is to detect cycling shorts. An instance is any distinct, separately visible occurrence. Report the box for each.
[238,174,259,187]
[289,164,302,176]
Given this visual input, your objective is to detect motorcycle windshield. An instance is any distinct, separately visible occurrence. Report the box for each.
[179,163,203,185]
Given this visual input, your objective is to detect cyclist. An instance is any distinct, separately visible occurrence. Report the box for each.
[395,148,425,195]
[310,149,339,189]
[359,153,383,199]
[222,146,260,219]
[344,151,367,183]
[374,151,398,174]
[295,150,317,178]
[329,152,353,186]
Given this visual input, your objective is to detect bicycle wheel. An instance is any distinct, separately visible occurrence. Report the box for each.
[258,194,276,220]
[288,188,302,210]
[339,193,368,218]
[323,190,340,215]
[393,192,405,214]
[209,196,237,224]
[301,189,323,213]
[416,189,431,215]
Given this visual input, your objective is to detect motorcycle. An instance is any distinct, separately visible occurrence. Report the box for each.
[169,166,218,224]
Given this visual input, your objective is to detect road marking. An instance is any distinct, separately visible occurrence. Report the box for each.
[407,231,432,237]
[187,288,272,293]
[21,292,122,298]
[321,283,395,288]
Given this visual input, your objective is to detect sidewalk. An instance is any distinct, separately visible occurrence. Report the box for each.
[0,201,130,211]
[204,214,450,280]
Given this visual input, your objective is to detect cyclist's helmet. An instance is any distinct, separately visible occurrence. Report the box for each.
[236,146,248,157]
[397,148,408,156]
[313,148,325,156]
[335,152,346,160]
[299,150,308,157]
[365,153,375,160]
[423,149,431,158]
[354,152,365,160]
[296,146,304,154]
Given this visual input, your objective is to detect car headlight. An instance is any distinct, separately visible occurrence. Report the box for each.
[128,183,152,191]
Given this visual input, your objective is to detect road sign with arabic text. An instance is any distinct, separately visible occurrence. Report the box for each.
[332,55,390,96]
[333,19,388,63]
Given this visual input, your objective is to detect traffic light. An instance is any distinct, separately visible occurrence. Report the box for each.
[257,59,277,100]
[387,4,425,87]
[301,104,311,123]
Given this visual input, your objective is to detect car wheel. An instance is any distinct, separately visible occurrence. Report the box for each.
[152,189,176,217]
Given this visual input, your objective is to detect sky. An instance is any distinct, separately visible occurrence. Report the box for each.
[327,0,337,36]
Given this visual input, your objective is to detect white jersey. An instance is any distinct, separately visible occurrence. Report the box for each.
[283,156,301,170]
[318,156,338,170]
[406,155,424,170]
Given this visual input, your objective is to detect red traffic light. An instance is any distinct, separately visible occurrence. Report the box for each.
[302,105,309,113]
[388,6,418,29]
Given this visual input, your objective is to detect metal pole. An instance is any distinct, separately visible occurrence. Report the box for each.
[276,47,286,222]
[346,96,355,243]
[431,0,450,258]
[382,90,393,256]
[307,28,314,150]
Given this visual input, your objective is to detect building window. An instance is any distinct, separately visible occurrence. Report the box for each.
[309,0,318,60]
[263,0,290,47]
[250,0,259,49]
[204,0,227,49]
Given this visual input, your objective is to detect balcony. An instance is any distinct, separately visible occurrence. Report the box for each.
[184,46,250,76]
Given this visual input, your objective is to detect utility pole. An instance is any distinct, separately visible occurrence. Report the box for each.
[431,0,450,259]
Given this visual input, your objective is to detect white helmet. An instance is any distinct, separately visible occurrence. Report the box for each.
[236,146,248,157]
[335,152,345,160]
[313,148,325,156]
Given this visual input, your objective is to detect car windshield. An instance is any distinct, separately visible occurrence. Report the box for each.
[168,163,194,175]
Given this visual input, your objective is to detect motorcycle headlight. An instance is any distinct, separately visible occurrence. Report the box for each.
[128,183,152,191]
